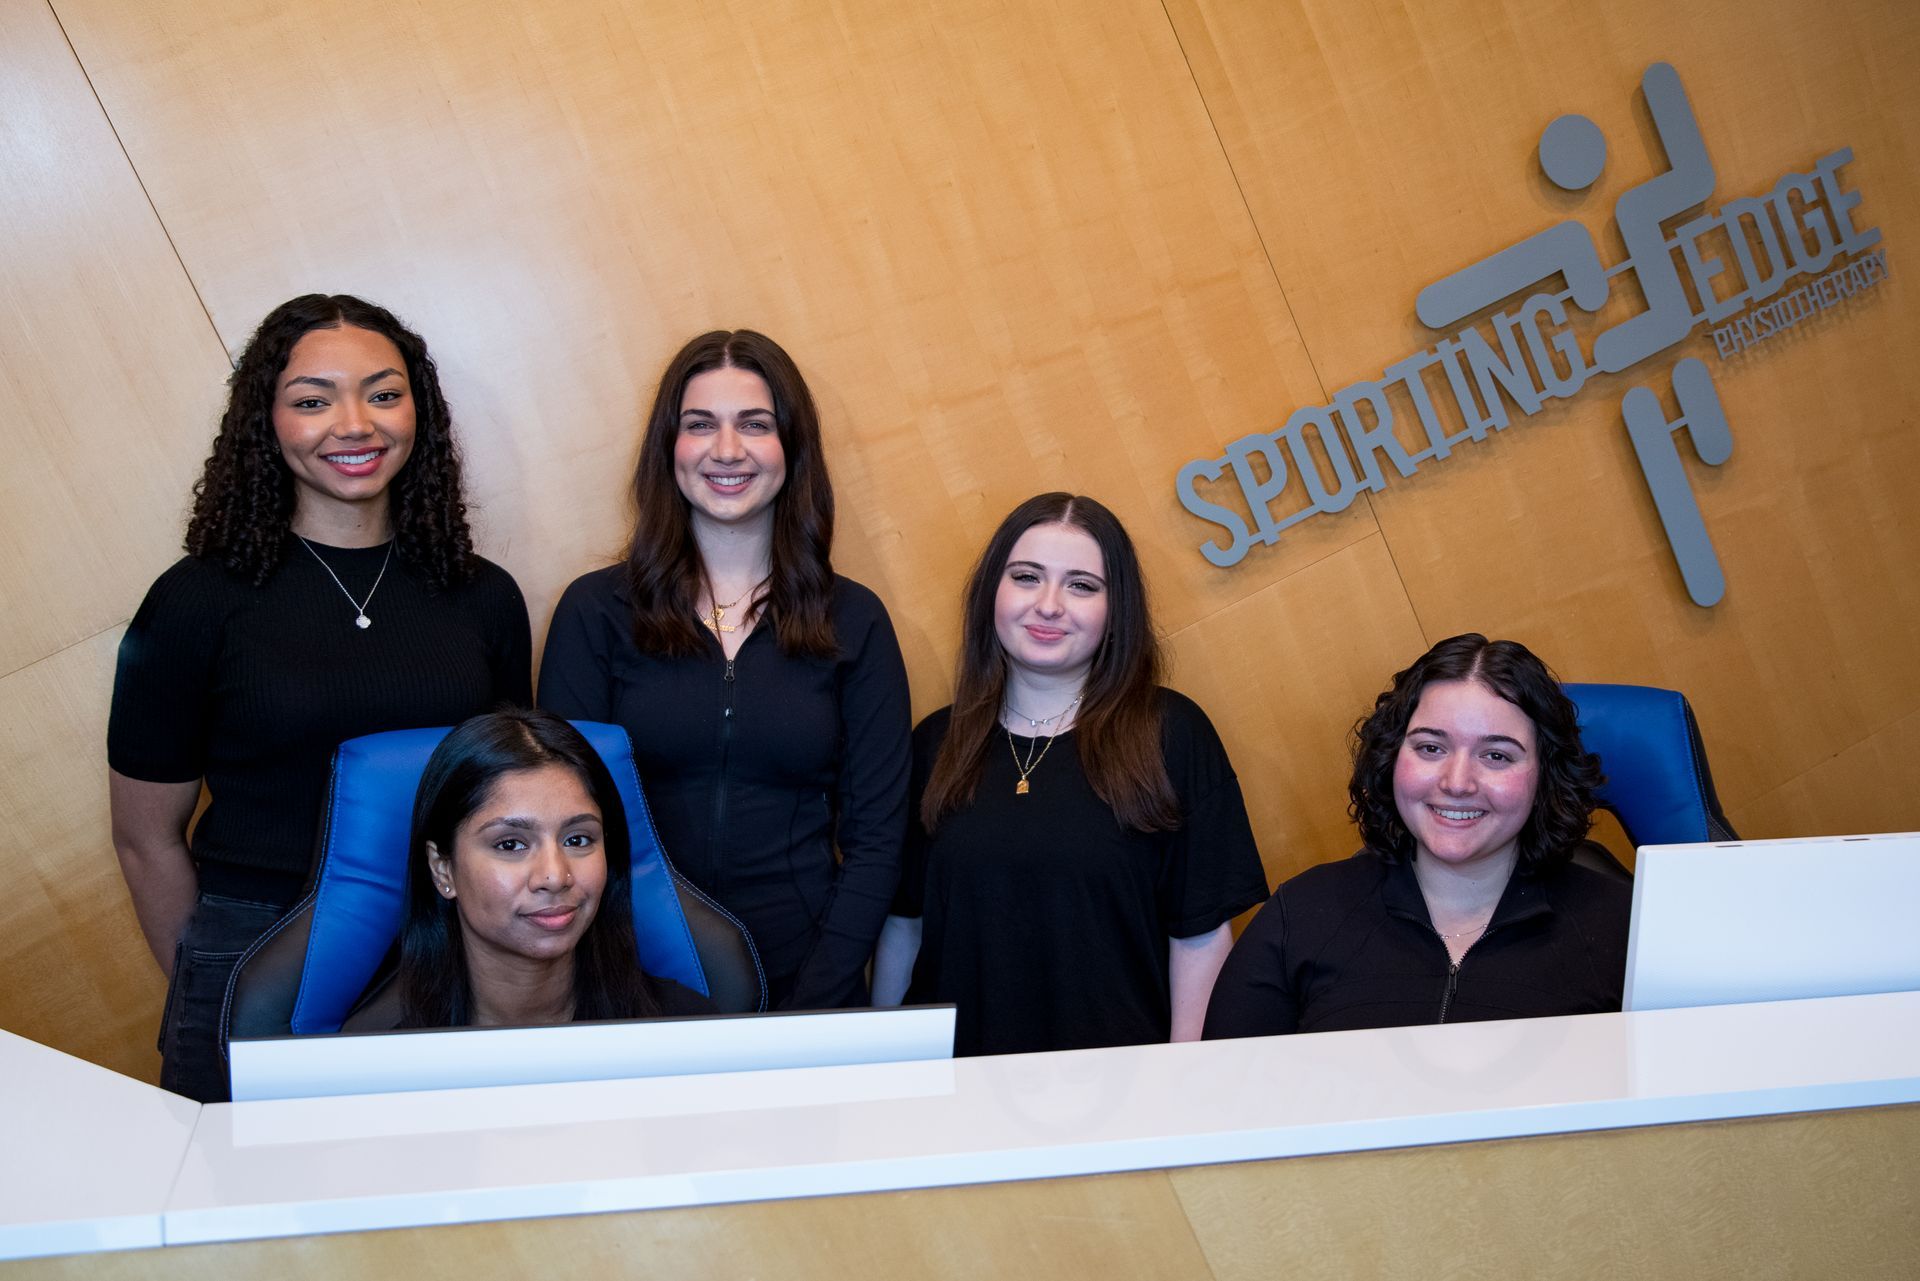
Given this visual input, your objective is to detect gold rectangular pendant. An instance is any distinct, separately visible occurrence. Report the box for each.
[1015,779,1030,795]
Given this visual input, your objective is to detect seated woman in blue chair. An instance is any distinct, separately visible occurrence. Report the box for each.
[349,709,713,1029]
[1203,633,1630,1039]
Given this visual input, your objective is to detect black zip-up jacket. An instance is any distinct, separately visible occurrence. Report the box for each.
[1202,848,1630,1038]
[538,567,911,1009]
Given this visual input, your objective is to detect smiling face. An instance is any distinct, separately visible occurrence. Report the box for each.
[992,522,1110,683]
[1391,679,1541,873]
[672,365,787,534]
[427,764,609,972]
[270,324,417,532]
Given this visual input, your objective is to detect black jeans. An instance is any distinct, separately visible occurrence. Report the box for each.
[158,891,286,1103]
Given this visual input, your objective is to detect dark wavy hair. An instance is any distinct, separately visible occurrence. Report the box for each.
[622,329,837,658]
[1348,633,1602,872]
[184,293,476,589]
[396,709,664,1028]
[921,493,1178,833]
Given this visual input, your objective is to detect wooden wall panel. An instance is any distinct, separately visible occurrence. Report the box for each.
[1162,0,1920,836]
[2,1167,1216,1281]
[1168,533,1428,885]
[50,0,1343,663]
[0,628,162,1080]
[0,0,228,1079]
[1736,706,1920,840]
[1171,1104,1920,1281]
[0,0,229,673]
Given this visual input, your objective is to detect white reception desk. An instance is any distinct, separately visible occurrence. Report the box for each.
[6,989,1920,1261]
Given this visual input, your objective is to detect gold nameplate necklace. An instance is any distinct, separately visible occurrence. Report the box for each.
[702,578,767,636]
[1006,694,1082,795]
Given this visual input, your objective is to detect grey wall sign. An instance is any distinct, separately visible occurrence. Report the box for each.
[1176,62,1887,606]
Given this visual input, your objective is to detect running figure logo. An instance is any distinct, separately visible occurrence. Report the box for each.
[1175,62,1886,607]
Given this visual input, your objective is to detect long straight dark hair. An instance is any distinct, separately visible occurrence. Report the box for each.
[921,493,1178,833]
[622,330,837,658]
[397,709,664,1028]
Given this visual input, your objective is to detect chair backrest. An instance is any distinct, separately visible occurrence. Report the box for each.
[226,721,765,1046]
[1562,683,1738,849]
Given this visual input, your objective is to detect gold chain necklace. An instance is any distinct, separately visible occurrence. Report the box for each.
[1005,696,1080,795]
[701,578,766,635]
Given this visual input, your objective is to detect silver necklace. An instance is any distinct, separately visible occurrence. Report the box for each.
[1005,693,1082,730]
[297,536,393,630]
[1434,921,1490,941]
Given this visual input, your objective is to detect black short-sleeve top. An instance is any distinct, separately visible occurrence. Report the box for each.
[894,689,1269,1056]
[1202,849,1631,1039]
[108,542,532,905]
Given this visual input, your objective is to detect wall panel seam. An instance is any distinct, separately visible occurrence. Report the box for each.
[43,0,231,361]
[1152,0,1331,408]
[1162,529,1383,643]
[0,618,126,685]
[1723,701,1920,818]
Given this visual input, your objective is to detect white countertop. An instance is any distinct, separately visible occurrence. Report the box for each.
[7,990,1920,1259]
[0,1030,200,1260]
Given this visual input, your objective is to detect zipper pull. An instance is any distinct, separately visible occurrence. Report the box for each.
[724,659,735,682]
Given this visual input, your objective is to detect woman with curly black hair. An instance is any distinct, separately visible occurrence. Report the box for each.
[108,294,530,1100]
[1203,633,1631,1039]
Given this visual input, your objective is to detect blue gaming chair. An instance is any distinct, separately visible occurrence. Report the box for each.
[1562,683,1739,851]
[223,720,765,1050]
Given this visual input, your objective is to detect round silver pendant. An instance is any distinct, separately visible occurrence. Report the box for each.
[355,614,372,630]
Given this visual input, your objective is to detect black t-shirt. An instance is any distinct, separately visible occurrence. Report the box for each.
[1202,849,1631,1038]
[894,690,1269,1056]
[108,542,531,904]
[537,566,911,1010]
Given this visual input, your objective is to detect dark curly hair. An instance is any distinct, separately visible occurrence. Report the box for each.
[1348,633,1602,872]
[184,294,476,589]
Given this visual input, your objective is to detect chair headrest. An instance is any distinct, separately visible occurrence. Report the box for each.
[1562,682,1735,849]
[288,720,710,1035]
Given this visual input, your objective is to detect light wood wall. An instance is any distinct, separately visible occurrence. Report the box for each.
[1,0,1915,1079]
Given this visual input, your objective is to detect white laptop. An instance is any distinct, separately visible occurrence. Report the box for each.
[229,1004,957,1102]
[1624,832,1920,1012]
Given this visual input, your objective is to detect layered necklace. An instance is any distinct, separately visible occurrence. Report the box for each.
[702,577,768,636]
[1005,694,1082,796]
[298,536,393,631]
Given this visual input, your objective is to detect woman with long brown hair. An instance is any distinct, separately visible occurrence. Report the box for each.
[109,294,530,1101]
[872,493,1268,1055]
[539,330,910,1010]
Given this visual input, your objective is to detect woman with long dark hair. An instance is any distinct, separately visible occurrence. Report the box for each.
[539,330,910,1010]
[108,294,530,1099]
[1203,634,1631,1038]
[871,493,1269,1055]
[347,710,709,1029]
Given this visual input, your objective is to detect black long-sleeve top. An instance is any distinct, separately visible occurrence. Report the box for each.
[538,566,911,1009]
[1202,848,1631,1039]
[108,541,532,906]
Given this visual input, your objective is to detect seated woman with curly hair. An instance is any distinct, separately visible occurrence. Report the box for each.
[1203,633,1630,1038]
